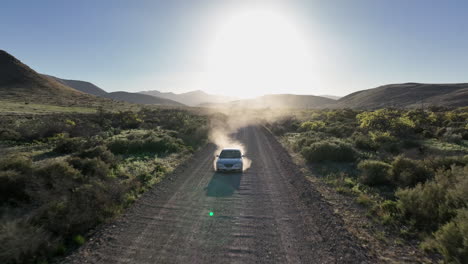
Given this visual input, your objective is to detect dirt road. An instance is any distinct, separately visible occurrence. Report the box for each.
[65,126,372,263]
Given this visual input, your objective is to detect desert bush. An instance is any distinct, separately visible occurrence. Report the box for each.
[301,140,357,162]
[352,132,376,151]
[0,155,32,174]
[442,129,463,144]
[16,119,68,141]
[425,156,468,171]
[325,109,358,122]
[114,111,143,129]
[31,161,126,237]
[396,166,467,231]
[433,209,468,264]
[323,123,356,138]
[357,109,415,136]
[178,125,209,148]
[68,157,110,180]
[0,170,29,205]
[292,132,325,152]
[300,121,326,132]
[390,156,432,187]
[77,146,117,166]
[368,131,401,152]
[108,134,183,155]
[53,137,86,154]
[357,160,392,186]
[43,183,121,236]
[0,129,21,141]
[268,116,300,135]
[33,161,82,197]
[356,193,374,207]
[0,219,52,264]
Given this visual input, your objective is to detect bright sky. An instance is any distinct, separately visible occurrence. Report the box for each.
[1,0,468,98]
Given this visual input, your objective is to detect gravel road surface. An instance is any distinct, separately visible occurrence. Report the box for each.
[64,126,372,264]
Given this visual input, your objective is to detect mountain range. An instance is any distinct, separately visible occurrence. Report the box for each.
[0,50,106,107]
[335,82,468,109]
[140,90,236,106]
[200,94,335,109]
[1,50,467,109]
[48,76,183,106]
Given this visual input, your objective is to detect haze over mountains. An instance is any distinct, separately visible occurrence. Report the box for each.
[1,50,467,109]
[140,90,236,106]
[201,94,335,109]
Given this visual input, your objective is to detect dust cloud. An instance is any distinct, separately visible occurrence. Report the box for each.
[205,107,293,172]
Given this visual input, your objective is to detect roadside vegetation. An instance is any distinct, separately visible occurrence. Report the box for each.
[0,108,209,263]
[266,107,468,263]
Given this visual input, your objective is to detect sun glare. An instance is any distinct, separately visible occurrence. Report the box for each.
[205,9,315,98]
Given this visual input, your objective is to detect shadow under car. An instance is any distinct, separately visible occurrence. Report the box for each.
[205,172,242,197]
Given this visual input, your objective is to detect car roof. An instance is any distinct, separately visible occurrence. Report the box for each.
[221,148,241,151]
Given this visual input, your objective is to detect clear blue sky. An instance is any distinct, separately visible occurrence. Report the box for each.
[1,0,467,97]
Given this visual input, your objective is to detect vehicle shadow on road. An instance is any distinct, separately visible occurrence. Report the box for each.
[205,172,242,197]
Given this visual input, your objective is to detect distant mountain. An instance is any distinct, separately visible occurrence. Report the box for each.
[319,95,341,100]
[201,94,335,109]
[140,90,237,106]
[44,75,183,106]
[0,50,184,108]
[336,83,468,109]
[104,91,184,106]
[0,50,110,106]
[45,75,108,96]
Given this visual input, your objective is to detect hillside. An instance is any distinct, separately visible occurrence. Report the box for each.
[47,75,183,106]
[140,90,236,106]
[104,91,184,106]
[0,50,106,106]
[336,83,468,109]
[45,75,108,96]
[201,94,335,109]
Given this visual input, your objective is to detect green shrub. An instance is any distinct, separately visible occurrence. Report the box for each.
[16,119,68,141]
[54,137,86,154]
[324,123,356,138]
[115,111,143,129]
[72,235,85,246]
[380,200,399,216]
[0,155,32,174]
[77,146,117,166]
[68,157,110,180]
[33,178,125,237]
[301,140,357,162]
[0,129,21,141]
[433,209,468,264]
[425,156,468,171]
[369,131,401,152]
[390,156,432,187]
[352,132,376,151]
[396,166,467,231]
[300,121,325,132]
[0,219,52,264]
[356,193,374,207]
[33,161,82,196]
[0,170,29,204]
[357,109,415,136]
[108,134,183,155]
[357,160,392,186]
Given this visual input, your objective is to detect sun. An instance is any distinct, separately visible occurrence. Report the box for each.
[204,8,315,98]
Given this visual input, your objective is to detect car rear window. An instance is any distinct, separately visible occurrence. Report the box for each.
[219,150,241,158]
